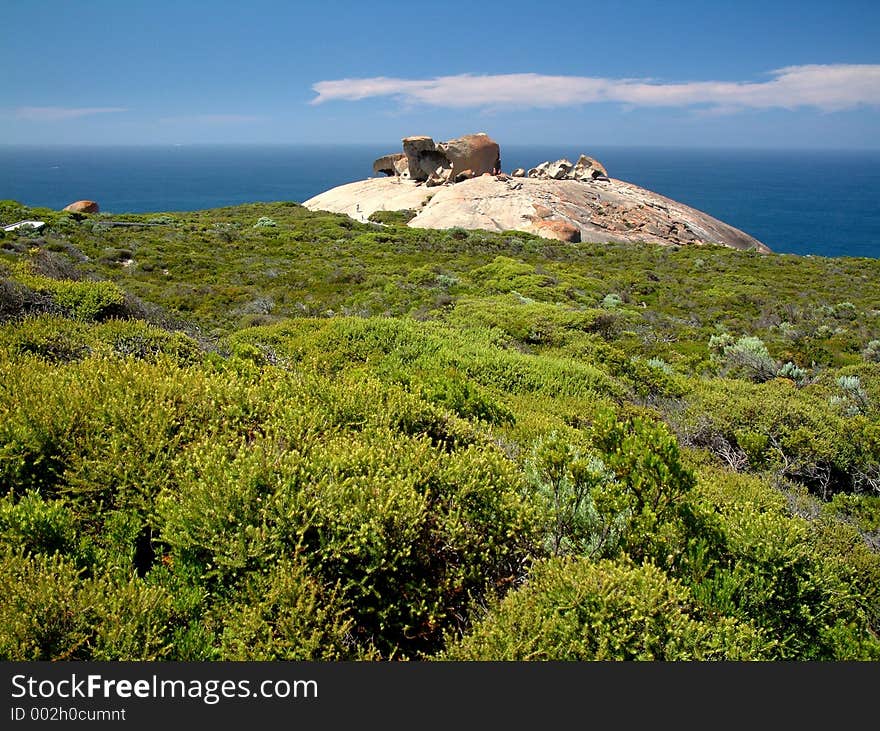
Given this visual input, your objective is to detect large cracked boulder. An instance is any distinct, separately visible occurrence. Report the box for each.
[437,133,500,178]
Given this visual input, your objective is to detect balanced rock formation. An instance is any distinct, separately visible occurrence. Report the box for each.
[63,200,99,213]
[375,133,500,183]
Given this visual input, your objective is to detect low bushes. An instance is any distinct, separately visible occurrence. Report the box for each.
[444,558,769,660]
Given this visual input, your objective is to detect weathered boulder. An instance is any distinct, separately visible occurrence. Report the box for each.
[373,153,406,177]
[436,133,500,178]
[527,155,609,182]
[531,219,581,242]
[571,154,609,181]
[402,136,449,181]
[546,159,573,180]
[527,162,549,178]
[511,168,526,177]
[63,200,99,213]
[454,168,476,183]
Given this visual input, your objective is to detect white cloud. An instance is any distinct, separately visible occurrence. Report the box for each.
[15,106,128,121]
[311,65,880,112]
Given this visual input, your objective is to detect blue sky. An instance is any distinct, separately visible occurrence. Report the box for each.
[2,0,879,147]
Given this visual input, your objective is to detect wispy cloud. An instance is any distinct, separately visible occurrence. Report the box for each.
[15,106,128,121]
[159,114,265,125]
[311,64,880,112]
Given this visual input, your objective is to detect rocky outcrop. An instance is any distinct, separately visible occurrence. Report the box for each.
[374,133,500,184]
[63,200,99,213]
[529,156,609,182]
[322,134,768,251]
[303,175,769,252]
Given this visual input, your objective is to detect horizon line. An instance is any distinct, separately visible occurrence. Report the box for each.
[1,142,880,152]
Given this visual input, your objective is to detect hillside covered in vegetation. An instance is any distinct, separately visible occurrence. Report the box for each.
[1,198,878,660]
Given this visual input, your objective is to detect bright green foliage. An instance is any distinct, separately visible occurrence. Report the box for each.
[589,412,696,565]
[419,371,515,425]
[0,315,201,363]
[219,559,361,660]
[0,344,540,658]
[1,199,878,661]
[443,558,770,660]
[0,550,184,660]
[10,262,125,320]
[0,490,78,556]
[683,468,880,659]
[368,209,416,225]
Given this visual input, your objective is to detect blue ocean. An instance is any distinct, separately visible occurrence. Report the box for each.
[1,145,878,258]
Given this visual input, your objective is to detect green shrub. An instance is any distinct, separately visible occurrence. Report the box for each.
[219,559,360,660]
[0,549,181,660]
[601,293,623,309]
[684,469,880,659]
[526,432,621,558]
[863,340,880,362]
[590,411,696,565]
[677,377,879,496]
[0,490,78,557]
[10,263,125,320]
[831,375,869,415]
[777,361,808,385]
[715,335,778,382]
[158,431,539,657]
[443,558,769,660]
[368,209,416,225]
[419,371,514,425]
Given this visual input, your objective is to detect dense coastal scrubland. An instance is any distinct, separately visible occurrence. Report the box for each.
[1,198,878,660]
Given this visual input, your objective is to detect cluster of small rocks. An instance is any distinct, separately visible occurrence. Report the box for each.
[512,155,609,182]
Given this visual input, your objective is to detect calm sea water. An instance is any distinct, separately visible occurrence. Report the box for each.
[2,144,878,258]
